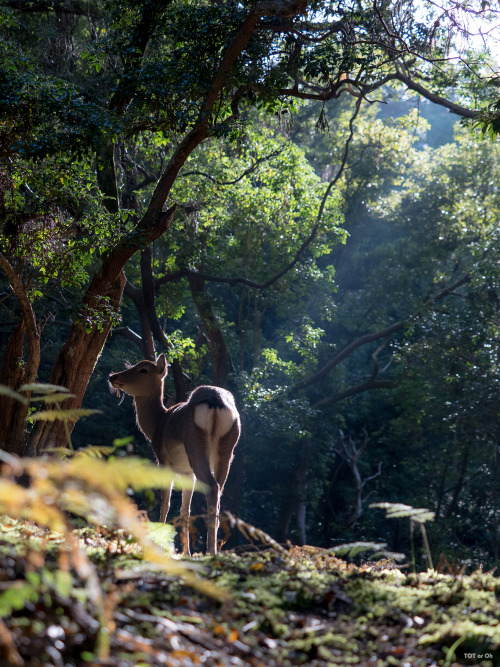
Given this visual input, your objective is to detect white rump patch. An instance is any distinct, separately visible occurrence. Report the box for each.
[194,404,234,471]
[194,404,233,439]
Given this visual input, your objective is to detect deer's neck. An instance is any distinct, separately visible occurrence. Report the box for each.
[133,391,166,442]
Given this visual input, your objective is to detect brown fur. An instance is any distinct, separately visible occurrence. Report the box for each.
[109,354,240,554]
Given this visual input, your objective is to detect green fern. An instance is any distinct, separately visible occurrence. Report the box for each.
[370,502,435,571]
[73,445,120,459]
[370,502,435,524]
[33,392,77,403]
[145,522,176,553]
[329,541,405,561]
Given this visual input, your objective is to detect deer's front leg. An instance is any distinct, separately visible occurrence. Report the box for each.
[180,480,194,556]
[160,481,173,523]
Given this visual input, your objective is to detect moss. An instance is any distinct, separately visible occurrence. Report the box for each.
[0,536,499,666]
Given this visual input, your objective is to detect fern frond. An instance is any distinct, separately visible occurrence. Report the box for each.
[145,522,176,553]
[112,436,134,448]
[74,446,119,459]
[329,541,405,561]
[370,502,435,524]
[49,456,194,494]
[30,409,102,422]
[19,383,71,394]
[0,479,67,533]
[0,456,227,601]
[34,393,76,404]
[0,385,28,405]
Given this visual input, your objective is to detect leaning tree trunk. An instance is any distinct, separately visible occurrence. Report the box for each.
[28,269,127,453]
[25,0,295,452]
[0,253,41,454]
[0,320,30,454]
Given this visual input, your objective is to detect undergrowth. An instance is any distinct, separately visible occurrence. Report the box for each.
[0,382,499,666]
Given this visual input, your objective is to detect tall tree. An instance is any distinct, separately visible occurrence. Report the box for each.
[0,0,498,455]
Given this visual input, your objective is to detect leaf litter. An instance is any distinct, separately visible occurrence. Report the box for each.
[0,523,499,667]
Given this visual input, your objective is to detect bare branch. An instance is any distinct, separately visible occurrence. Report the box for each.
[393,71,479,118]
[257,19,349,43]
[312,378,395,409]
[111,326,144,351]
[295,272,472,392]
[180,147,285,186]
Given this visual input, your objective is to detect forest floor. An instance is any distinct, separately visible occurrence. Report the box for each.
[0,520,499,667]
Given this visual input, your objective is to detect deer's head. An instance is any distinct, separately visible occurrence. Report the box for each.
[109,354,168,399]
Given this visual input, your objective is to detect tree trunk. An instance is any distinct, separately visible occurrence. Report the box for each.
[0,320,29,454]
[28,269,127,453]
[444,441,471,520]
[15,2,280,453]
[188,273,232,386]
[28,202,177,452]
[123,279,156,360]
[295,439,310,546]
[0,253,41,454]
[275,438,310,544]
[140,247,187,401]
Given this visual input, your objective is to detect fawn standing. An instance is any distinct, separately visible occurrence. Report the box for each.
[109,354,240,554]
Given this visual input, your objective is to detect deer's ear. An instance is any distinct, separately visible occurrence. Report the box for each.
[156,353,168,377]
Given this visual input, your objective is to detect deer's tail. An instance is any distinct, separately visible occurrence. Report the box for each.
[190,386,237,440]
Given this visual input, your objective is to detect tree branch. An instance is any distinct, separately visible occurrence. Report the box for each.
[312,340,395,408]
[279,67,481,119]
[180,147,285,186]
[393,70,480,118]
[312,378,395,409]
[111,326,144,351]
[295,272,472,391]
[3,0,100,16]
[156,96,362,292]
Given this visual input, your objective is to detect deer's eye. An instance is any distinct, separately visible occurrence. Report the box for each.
[139,368,148,374]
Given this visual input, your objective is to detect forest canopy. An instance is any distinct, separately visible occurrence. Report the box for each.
[0,0,499,566]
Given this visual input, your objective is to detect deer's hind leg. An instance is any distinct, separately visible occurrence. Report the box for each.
[214,422,240,492]
[185,431,220,554]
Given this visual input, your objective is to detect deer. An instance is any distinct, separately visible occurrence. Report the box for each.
[108,353,240,555]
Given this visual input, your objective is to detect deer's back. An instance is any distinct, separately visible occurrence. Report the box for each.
[157,385,239,473]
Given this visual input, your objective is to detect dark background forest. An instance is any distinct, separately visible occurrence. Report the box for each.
[1,0,500,570]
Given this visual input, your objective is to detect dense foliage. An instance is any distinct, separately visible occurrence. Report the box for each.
[1,0,500,572]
